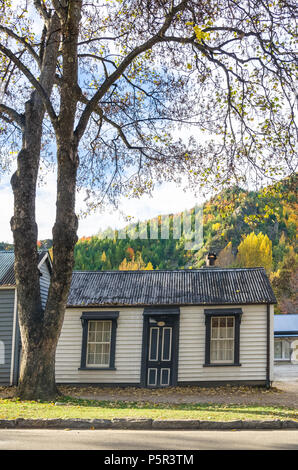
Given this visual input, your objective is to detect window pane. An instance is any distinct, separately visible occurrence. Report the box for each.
[95,331,102,342]
[227,327,234,339]
[218,348,224,361]
[274,341,282,359]
[149,328,159,361]
[211,340,219,361]
[87,320,112,366]
[102,343,110,354]
[210,317,235,363]
[88,331,96,342]
[283,341,290,359]
[162,328,172,361]
[87,353,94,364]
[103,330,111,342]
[161,369,170,386]
[225,349,233,361]
[219,326,226,338]
[148,368,157,386]
[211,326,218,339]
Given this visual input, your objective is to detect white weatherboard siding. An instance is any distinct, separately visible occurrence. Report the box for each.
[178,305,270,383]
[0,288,15,385]
[56,304,272,384]
[55,308,143,383]
[39,258,51,309]
[270,304,274,380]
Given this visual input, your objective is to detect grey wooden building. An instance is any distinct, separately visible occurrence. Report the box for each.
[0,250,52,385]
[56,267,277,388]
[274,314,298,364]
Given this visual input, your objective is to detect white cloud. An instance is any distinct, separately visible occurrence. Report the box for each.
[0,170,203,244]
[0,176,14,243]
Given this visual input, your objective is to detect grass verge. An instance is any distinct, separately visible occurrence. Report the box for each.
[0,396,297,422]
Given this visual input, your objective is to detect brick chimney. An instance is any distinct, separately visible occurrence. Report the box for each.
[206,252,217,267]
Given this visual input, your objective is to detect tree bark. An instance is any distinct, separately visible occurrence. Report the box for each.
[11,13,61,400]
[11,2,82,401]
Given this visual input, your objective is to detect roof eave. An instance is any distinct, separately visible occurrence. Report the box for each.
[67,300,277,308]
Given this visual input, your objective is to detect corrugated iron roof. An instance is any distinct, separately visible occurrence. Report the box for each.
[274,314,298,334]
[67,267,277,307]
[0,250,49,286]
[0,251,15,286]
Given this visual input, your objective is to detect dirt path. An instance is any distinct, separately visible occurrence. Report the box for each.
[1,382,297,407]
[59,381,298,407]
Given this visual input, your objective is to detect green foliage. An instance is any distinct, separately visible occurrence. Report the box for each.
[236,232,273,274]
[270,247,298,314]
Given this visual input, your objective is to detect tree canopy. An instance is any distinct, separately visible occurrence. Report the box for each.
[0,0,297,199]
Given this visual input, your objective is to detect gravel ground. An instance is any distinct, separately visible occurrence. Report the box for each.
[58,381,298,407]
[1,381,297,408]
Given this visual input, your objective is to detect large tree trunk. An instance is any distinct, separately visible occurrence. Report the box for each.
[11,13,61,400]
[16,141,79,401]
[11,2,82,401]
[17,339,58,400]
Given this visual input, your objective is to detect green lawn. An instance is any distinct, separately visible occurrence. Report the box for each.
[0,396,297,421]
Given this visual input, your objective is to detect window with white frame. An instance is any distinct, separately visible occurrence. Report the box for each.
[274,339,290,360]
[86,320,112,367]
[210,316,235,363]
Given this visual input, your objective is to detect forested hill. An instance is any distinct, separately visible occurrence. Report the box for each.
[1,176,297,313]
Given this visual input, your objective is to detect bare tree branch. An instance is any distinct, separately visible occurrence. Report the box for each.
[0,25,41,66]
[33,0,51,24]
[74,0,189,142]
[0,42,58,126]
[0,103,25,129]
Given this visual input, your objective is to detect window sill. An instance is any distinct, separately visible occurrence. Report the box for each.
[78,367,117,371]
[274,359,291,362]
[203,363,241,367]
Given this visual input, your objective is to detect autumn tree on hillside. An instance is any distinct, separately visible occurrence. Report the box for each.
[0,0,297,399]
[236,232,272,273]
[119,251,153,270]
[271,247,298,313]
[216,242,235,267]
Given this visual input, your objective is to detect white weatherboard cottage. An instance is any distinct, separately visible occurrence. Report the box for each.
[56,262,276,388]
[0,251,276,388]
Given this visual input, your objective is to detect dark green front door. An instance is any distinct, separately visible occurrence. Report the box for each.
[146,317,176,387]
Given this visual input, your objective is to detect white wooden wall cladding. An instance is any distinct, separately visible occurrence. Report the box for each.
[291,340,298,363]
[0,341,5,365]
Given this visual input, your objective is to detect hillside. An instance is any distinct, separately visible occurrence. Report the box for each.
[1,175,297,313]
[74,175,297,313]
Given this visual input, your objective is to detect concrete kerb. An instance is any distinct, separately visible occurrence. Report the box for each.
[0,418,298,430]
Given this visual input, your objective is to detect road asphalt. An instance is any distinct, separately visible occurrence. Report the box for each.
[0,429,297,450]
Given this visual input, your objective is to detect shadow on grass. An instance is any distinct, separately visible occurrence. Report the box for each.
[52,396,298,420]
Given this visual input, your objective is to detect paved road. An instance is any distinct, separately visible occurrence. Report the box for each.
[0,429,298,450]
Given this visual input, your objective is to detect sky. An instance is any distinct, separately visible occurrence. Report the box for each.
[0,169,203,244]
[0,2,206,244]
